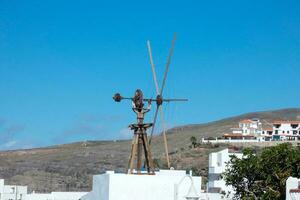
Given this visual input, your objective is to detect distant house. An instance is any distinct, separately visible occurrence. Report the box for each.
[223,118,264,141]
[272,121,300,141]
[222,119,300,142]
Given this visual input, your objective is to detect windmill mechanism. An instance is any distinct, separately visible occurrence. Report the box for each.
[113,33,187,174]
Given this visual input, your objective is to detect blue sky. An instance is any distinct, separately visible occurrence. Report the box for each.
[1,0,300,150]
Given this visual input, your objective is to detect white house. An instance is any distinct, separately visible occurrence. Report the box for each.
[0,179,27,200]
[224,119,264,141]
[286,177,300,200]
[230,119,262,135]
[238,118,261,135]
[208,149,242,195]
[0,178,87,200]
[272,121,300,141]
[261,126,273,141]
[81,170,202,200]
[219,119,300,142]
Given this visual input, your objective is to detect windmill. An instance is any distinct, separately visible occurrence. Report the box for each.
[113,33,187,174]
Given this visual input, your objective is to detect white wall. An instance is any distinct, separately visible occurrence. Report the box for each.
[0,180,27,200]
[286,177,300,200]
[239,120,261,135]
[81,173,110,200]
[81,170,201,200]
[0,179,4,199]
[202,138,266,144]
[208,149,242,194]
[26,192,87,200]
[26,193,51,200]
[273,123,300,141]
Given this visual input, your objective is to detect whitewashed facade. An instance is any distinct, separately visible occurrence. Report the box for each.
[81,170,201,200]
[208,149,242,195]
[223,119,265,141]
[202,119,300,143]
[272,121,300,141]
[286,177,300,200]
[232,119,262,135]
[0,179,87,200]
[0,179,27,200]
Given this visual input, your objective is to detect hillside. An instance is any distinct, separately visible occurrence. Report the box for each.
[161,108,300,151]
[0,108,299,192]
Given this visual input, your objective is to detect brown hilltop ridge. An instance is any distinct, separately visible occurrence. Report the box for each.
[0,108,299,192]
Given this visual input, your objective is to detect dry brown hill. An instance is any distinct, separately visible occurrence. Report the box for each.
[0,108,299,192]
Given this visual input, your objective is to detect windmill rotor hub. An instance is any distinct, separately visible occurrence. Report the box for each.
[156,95,163,106]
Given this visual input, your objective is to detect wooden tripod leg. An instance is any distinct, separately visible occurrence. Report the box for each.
[128,134,138,174]
[142,133,155,174]
[137,134,143,173]
[127,135,135,174]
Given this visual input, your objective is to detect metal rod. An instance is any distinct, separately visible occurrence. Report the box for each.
[144,98,188,102]
[119,97,188,102]
[163,98,188,102]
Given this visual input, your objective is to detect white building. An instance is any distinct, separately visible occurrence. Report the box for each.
[286,177,300,200]
[81,170,202,200]
[261,126,273,141]
[272,121,300,141]
[0,178,87,200]
[219,119,300,142]
[233,119,262,135]
[0,179,27,200]
[224,119,264,141]
[208,149,242,195]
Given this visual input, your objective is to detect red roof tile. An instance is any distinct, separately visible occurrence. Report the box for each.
[239,119,253,123]
[262,128,273,131]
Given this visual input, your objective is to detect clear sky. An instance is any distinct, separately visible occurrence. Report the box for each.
[1,0,300,150]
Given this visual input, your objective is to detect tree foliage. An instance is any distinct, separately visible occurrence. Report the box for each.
[190,136,197,148]
[223,143,300,200]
